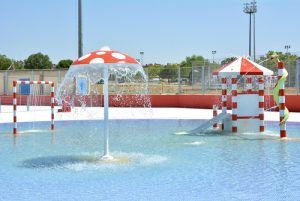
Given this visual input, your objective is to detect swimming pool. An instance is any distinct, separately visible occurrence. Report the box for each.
[1,119,300,201]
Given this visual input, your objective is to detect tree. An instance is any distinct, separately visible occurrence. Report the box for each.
[12,60,24,69]
[56,59,73,69]
[0,54,12,70]
[257,51,298,72]
[159,63,179,83]
[180,55,206,67]
[220,57,237,66]
[179,55,208,83]
[24,53,52,69]
[144,63,163,79]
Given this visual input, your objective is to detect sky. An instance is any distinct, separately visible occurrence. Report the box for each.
[0,0,299,64]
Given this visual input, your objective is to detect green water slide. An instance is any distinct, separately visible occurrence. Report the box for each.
[273,68,289,124]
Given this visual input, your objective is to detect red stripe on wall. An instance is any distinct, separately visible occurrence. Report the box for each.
[1,94,300,112]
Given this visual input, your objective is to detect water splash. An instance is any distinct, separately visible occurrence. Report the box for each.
[55,61,151,159]
[56,63,151,108]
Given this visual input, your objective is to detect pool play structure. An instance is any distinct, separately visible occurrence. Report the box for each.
[1,48,299,201]
[179,56,290,138]
[9,52,291,140]
[56,46,150,160]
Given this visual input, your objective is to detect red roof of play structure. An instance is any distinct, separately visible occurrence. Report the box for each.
[213,57,274,76]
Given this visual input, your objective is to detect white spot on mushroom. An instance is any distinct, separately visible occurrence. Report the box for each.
[100,46,111,51]
[90,58,104,64]
[118,61,126,63]
[112,53,126,60]
[96,51,106,55]
[78,53,91,61]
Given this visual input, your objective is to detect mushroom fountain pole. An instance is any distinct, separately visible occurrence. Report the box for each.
[102,65,113,160]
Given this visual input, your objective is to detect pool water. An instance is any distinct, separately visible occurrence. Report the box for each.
[0,120,300,201]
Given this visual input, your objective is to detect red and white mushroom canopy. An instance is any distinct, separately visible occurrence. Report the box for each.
[72,47,139,65]
[213,57,273,76]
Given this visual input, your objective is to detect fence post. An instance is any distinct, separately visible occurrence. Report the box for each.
[296,59,300,94]
[27,96,30,111]
[31,70,34,80]
[58,70,61,85]
[4,71,8,95]
[178,67,181,94]
[90,94,93,107]
[201,66,205,94]
[191,65,194,86]
[208,65,211,89]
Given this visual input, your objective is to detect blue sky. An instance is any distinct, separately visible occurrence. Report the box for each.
[0,0,299,64]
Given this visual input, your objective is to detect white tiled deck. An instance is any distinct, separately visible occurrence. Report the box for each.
[0,106,299,123]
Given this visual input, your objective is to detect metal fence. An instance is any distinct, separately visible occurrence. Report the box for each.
[144,59,300,95]
[0,59,299,95]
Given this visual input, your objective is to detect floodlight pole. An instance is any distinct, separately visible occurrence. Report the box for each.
[78,0,83,57]
[212,51,216,64]
[253,12,256,61]
[284,45,291,54]
[243,1,257,61]
[249,12,252,58]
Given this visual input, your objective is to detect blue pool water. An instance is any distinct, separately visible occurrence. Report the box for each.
[0,120,300,201]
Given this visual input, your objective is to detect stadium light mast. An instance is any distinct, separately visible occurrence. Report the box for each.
[243,0,257,61]
[78,0,83,57]
[284,45,291,54]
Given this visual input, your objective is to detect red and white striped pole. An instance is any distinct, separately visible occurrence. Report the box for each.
[231,76,238,133]
[13,81,17,135]
[213,104,218,128]
[258,77,264,132]
[51,82,55,130]
[278,62,286,138]
[246,77,252,93]
[221,77,227,130]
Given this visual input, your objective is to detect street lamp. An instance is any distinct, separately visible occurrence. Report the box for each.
[243,0,257,61]
[140,51,144,66]
[212,51,216,63]
[284,45,291,86]
[209,51,216,89]
[284,45,291,54]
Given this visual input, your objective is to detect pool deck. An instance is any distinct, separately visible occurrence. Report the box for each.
[0,106,300,123]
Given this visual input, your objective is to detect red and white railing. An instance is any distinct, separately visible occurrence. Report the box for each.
[13,80,55,135]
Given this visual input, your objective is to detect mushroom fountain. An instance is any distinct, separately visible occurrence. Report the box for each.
[56,47,150,160]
